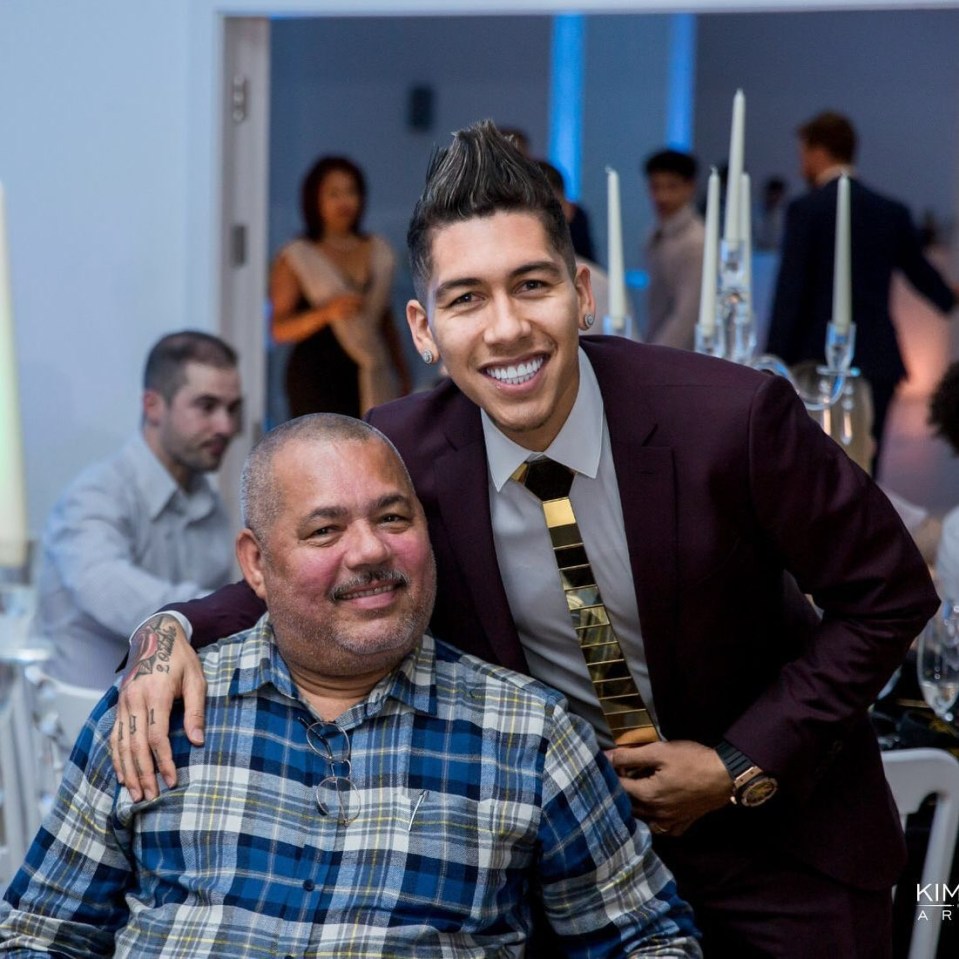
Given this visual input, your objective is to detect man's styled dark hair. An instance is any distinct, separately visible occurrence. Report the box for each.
[143,331,238,401]
[797,111,858,164]
[537,159,567,198]
[929,362,959,454]
[643,149,698,182]
[497,127,531,157]
[406,120,575,303]
[300,155,368,241]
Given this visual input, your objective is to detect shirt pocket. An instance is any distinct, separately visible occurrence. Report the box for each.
[388,790,539,927]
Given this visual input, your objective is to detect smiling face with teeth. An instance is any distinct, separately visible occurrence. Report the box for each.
[407,211,595,452]
[237,433,436,701]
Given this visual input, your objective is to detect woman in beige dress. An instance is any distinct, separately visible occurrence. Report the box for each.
[271,156,408,417]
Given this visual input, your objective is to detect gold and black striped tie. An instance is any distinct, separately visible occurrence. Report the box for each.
[513,457,660,745]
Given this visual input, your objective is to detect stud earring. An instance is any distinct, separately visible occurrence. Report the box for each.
[583,313,595,329]
[421,349,435,365]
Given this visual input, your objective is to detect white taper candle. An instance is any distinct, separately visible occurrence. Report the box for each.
[0,182,28,568]
[697,168,721,336]
[606,167,627,327]
[723,90,746,243]
[832,173,852,335]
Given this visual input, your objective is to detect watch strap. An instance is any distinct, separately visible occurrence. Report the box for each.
[715,739,755,780]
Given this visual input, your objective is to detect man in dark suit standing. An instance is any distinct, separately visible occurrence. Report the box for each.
[766,110,956,474]
[114,122,937,957]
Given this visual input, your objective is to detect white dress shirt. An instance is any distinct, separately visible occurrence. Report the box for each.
[482,349,655,746]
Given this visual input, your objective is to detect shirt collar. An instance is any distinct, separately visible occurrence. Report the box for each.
[129,431,218,522]
[230,614,438,719]
[482,348,604,492]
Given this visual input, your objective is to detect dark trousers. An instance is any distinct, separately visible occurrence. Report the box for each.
[658,839,893,958]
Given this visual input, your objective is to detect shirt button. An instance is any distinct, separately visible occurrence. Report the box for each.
[303,879,315,891]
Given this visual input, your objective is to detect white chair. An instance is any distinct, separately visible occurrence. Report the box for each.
[0,664,37,892]
[883,748,959,959]
[22,666,104,819]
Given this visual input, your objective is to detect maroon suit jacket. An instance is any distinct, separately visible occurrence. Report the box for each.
[176,337,937,891]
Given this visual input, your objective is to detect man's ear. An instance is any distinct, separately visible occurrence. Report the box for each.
[236,528,268,601]
[573,263,597,328]
[406,299,438,358]
[142,389,165,427]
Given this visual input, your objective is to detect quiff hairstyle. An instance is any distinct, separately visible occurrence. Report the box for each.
[143,331,238,402]
[797,111,858,164]
[929,362,959,455]
[240,413,413,544]
[406,119,576,303]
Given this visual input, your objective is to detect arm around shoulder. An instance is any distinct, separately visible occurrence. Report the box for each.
[165,579,266,650]
[111,581,264,800]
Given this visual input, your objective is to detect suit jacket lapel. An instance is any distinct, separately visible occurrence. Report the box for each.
[586,341,681,723]
[433,400,529,673]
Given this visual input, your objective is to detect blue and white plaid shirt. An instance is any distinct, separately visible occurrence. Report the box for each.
[1,617,699,958]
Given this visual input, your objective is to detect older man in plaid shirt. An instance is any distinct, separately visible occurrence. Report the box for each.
[1,414,699,959]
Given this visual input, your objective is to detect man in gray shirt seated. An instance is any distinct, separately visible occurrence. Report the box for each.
[1,414,700,958]
[36,330,242,688]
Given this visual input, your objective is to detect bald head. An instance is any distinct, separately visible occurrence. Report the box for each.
[240,413,414,545]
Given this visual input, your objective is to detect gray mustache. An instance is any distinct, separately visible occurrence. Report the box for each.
[330,569,409,601]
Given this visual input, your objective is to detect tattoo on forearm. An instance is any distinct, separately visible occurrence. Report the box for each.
[122,615,178,687]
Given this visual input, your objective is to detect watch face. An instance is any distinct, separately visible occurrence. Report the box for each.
[738,776,778,808]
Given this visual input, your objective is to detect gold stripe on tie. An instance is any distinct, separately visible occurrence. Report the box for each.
[512,458,660,746]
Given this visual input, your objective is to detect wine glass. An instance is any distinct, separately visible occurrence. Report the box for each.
[917,601,959,724]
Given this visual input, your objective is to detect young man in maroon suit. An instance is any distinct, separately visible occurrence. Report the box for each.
[112,122,936,957]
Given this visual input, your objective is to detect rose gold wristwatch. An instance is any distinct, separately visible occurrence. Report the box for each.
[715,740,779,808]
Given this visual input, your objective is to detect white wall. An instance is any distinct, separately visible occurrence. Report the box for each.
[0,0,195,536]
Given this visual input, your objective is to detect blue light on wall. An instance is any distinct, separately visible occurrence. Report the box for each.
[548,14,585,202]
[666,14,696,151]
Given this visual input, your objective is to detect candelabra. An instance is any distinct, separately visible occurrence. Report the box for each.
[695,91,861,445]
[697,238,859,420]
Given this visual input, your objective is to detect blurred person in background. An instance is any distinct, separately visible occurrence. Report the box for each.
[767,111,957,475]
[270,155,409,418]
[36,331,242,689]
[642,149,704,350]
